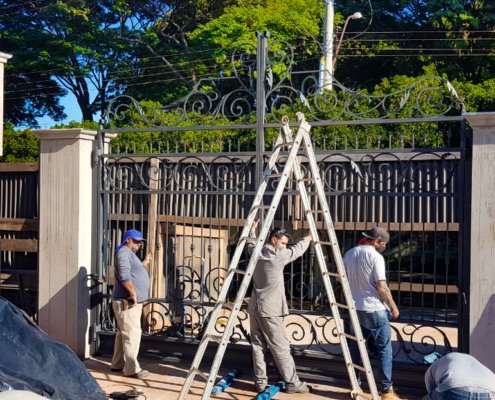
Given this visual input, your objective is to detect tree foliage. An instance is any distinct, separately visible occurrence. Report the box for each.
[1,0,495,131]
[1,123,39,162]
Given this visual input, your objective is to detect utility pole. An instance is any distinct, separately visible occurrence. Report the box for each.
[318,0,334,92]
[255,32,268,188]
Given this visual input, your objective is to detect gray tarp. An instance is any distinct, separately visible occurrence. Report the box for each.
[0,297,106,399]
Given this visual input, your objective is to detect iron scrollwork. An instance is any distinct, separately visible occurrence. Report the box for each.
[101,41,465,128]
[102,155,254,192]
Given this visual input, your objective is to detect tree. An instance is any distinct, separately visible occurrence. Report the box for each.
[1,123,39,162]
[0,0,176,125]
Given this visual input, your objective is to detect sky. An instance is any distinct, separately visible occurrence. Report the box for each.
[36,93,82,128]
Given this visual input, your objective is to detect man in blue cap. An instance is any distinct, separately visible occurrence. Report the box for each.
[111,229,151,379]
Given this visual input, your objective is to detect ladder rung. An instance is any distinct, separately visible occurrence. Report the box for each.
[253,205,271,209]
[240,236,257,243]
[340,332,358,341]
[348,362,367,372]
[315,240,334,246]
[297,177,314,183]
[206,334,224,344]
[322,271,340,278]
[191,367,210,381]
[331,301,349,310]
[228,268,247,276]
[214,301,233,311]
[305,209,325,214]
[265,173,282,179]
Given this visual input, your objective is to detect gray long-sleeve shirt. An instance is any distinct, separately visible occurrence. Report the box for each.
[112,246,150,303]
[425,353,495,394]
[247,237,311,317]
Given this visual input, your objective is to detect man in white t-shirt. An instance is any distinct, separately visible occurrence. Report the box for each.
[343,226,400,400]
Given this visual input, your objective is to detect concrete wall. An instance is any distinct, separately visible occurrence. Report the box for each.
[34,128,97,358]
[464,112,495,372]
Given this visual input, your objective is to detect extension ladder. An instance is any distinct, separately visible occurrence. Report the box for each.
[177,112,380,400]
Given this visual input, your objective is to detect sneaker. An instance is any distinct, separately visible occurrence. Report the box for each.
[255,383,268,393]
[255,385,267,393]
[285,382,311,394]
[126,369,149,379]
[381,388,401,400]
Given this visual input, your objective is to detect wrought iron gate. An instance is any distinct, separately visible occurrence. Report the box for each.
[94,33,468,364]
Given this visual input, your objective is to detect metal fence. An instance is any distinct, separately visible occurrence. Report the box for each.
[95,34,467,364]
[97,137,465,364]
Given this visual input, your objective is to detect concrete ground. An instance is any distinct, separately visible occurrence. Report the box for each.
[85,355,423,400]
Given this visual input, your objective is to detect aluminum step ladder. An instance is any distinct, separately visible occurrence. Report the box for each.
[177,112,380,400]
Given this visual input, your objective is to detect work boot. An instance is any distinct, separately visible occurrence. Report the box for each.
[285,382,311,394]
[353,387,372,400]
[381,387,401,400]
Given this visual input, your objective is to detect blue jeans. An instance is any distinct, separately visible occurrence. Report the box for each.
[350,310,393,392]
[429,388,494,400]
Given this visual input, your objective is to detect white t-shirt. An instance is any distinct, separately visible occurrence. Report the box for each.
[343,245,387,311]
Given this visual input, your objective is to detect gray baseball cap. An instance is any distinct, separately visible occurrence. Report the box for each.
[362,226,390,242]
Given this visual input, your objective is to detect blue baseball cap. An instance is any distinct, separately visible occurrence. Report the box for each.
[115,229,145,253]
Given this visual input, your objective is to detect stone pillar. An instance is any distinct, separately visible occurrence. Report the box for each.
[0,51,13,158]
[34,128,98,358]
[464,112,495,372]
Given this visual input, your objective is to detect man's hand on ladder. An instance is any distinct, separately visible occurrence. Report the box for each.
[251,219,259,236]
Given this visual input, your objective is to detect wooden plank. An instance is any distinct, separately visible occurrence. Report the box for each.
[109,213,460,232]
[295,220,460,232]
[389,282,458,294]
[0,239,38,252]
[0,218,39,231]
[147,158,160,299]
[0,162,39,172]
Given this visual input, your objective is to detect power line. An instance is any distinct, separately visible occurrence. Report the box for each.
[7,54,233,90]
[6,50,493,102]
[9,41,495,91]
[8,46,238,78]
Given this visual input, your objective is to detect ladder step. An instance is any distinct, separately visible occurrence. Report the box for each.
[305,209,325,214]
[348,362,367,372]
[315,240,335,246]
[253,205,271,210]
[190,367,210,381]
[322,271,340,278]
[240,236,257,243]
[340,332,358,341]
[205,334,224,344]
[331,301,349,310]
[265,173,282,179]
[214,301,234,311]
[228,268,247,276]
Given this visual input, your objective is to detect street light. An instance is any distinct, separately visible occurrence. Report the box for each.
[319,10,362,92]
[332,12,363,70]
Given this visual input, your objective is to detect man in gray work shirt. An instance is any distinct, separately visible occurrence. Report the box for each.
[247,223,312,394]
[111,229,151,379]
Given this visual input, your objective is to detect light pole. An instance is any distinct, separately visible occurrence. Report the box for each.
[333,12,363,70]
[318,0,334,92]
[319,10,362,92]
